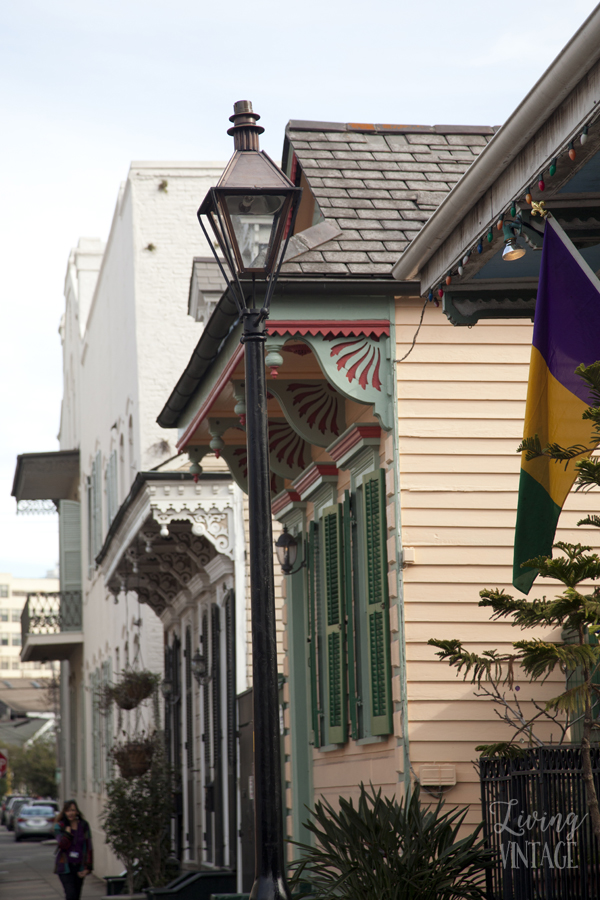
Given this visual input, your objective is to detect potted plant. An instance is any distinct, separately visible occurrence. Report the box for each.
[112,734,155,779]
[102,736,174,894]
[111,669,160,711]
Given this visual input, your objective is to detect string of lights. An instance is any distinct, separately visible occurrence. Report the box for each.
[427,117,597,302]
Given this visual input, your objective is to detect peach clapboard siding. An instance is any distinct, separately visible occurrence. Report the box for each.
[395,298,598,822]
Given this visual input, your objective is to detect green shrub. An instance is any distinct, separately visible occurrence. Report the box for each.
[101,736,173,893]
[290,783,492,900]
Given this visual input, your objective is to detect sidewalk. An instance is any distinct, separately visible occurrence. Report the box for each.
[0,827,107,899]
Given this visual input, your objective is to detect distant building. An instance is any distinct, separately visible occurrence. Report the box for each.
[0,572,59,679]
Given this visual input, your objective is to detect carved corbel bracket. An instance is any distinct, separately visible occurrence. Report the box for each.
[220,444,285,496]
[291,334,393,431]
[267,380,345,447]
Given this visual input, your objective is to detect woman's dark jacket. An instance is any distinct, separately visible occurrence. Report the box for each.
[54,817,93,874]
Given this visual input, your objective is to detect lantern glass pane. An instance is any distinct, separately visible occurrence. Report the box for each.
[224,194,287,270]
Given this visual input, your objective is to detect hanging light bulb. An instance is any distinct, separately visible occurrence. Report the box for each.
[568,142,576,161]
[502,239,526,262]
[581,125,589,145]
[477,240,483,254]
[486,229,493,243]
[437,285,444,299]
[457,264,464,276]
[510,204,516,217]
[445,274,452,286]
[538,175,545,192]
[496,219,503,231]
[502,222,526,262]
[462,250,471,266]
[427,290,433,302]
[525,188,532,205]
[549,159,557,177]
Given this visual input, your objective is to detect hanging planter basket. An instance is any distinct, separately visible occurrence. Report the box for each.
[111,670,160,711]
[112,737,155,778]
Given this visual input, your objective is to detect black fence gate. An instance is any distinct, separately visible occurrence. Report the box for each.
[480,747,600,899]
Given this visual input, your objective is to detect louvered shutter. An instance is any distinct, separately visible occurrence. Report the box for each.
[343,492,359,740]
[93,450,102,557]
[59,500,82,631]
[322,504,347,745]
[59,501,82,593]
[363,470,393,736]
[307,521,322,748]
[103,659,113,780]
[106,450,118,527]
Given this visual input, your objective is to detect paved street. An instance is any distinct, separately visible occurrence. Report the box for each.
[0,826,107,899]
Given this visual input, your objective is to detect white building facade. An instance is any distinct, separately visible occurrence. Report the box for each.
[13,160,256,880]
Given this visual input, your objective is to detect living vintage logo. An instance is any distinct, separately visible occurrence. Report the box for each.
[490,799,587,870]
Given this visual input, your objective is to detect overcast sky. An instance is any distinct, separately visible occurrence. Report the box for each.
[0,0,596,577]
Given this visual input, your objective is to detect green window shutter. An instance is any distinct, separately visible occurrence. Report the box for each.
[307,521,322,748]
[59,500,82,593]
[322,504,347,745]
[343,492,359,740]
[363,470,393,736]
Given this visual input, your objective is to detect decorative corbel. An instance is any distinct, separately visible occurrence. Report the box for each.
[292,334,393,431]
[267,380,345,447]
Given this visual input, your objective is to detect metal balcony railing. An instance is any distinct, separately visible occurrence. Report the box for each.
[21,591,83,646]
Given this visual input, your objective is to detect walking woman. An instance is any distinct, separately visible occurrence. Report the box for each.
[55,799,93,900]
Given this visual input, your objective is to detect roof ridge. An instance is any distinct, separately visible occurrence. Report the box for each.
[286,120,497,135]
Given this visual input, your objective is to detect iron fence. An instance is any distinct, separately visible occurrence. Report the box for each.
[480,747,600,900]
[21,591,82,646]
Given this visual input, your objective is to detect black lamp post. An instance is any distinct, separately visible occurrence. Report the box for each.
[197,101,301,900]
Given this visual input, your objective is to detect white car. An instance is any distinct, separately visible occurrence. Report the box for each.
[14,804,56,841]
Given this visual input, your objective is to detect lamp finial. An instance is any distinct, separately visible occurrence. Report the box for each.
[228,100,264,151]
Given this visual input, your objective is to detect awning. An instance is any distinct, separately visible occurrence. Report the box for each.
[12,450,80,503]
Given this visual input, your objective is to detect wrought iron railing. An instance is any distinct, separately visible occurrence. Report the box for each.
[21,591,83,645]
[480,747,600,899]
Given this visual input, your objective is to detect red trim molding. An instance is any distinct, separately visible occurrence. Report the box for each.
[327,424,381,465]
[292,463,338,500]
[271,489,302,518]
[267,320,389,338]
[177,343,245,451]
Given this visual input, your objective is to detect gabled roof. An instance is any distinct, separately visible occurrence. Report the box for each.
[282,121,496,277]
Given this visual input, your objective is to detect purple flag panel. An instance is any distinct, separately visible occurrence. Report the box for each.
[532,219,600,404]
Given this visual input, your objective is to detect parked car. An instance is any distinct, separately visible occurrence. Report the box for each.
[1,794,26,826]
[30,799,58,813]
[6,797,32,831]
[14,804,56,841]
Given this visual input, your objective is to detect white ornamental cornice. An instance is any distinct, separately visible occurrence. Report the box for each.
[102,475,236,583]
[148,480,235,560]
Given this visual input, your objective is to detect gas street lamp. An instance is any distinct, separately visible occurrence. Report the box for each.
[197,101,301,900]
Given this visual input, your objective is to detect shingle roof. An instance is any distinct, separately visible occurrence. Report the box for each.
[282,121,496,277]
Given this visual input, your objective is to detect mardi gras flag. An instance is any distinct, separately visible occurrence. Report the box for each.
[513,217,600,594]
